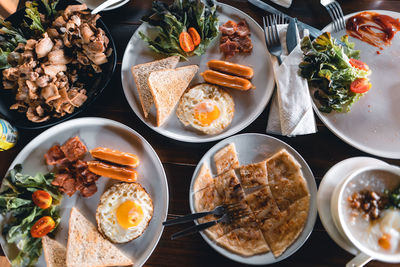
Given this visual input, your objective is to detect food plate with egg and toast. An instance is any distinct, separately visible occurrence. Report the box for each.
[121,1,275,142]
[0,117,168,267]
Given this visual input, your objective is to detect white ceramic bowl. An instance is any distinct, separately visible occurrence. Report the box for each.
[331,165,400,264]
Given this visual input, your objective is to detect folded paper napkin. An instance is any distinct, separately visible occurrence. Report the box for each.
[269,0,292,8]
[266,24,317,136]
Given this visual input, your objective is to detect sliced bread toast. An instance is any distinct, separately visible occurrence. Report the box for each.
[42,236,66,267]
[148,65,199,127]
[66,207,133,267]
[131,56,180,118]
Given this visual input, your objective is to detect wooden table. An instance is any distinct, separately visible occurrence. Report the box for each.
[1,0,400,266]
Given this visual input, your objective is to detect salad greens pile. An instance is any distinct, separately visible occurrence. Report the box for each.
[139,0,219,60]
[0,0,59,69]
[0,165,62,267]
[386,185,400,209]
[300,32,371,113]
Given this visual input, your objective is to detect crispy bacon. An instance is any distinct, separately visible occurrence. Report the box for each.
[46,136,99,198]
[219,19,252,58]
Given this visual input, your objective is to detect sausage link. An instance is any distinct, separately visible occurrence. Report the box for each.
[201,70,254,90]
[88,161,138,182]
[207,60,254,79]
[90,147,140,168]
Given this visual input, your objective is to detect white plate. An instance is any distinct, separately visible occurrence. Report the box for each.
[121,3,275,143]
[188,133,318,265]
[0,117,168,267]
[317,10,400,159]
[77,0,130,11]
[317,157,389,255]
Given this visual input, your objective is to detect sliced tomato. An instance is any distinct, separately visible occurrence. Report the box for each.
[179,31,195,52]
[349,58,369,71]
[350,78,372,93]
[31,216,55,238]
[32,190,52,209]
[188,27,201,46]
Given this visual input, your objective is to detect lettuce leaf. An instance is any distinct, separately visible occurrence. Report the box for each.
[140,0,219,59]
[300,32,370,113]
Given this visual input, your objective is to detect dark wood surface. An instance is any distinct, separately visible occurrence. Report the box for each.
[1,0,400,266]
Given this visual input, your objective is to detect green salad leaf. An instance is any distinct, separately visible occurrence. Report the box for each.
[300,32,370,113]
[24,1,45,34]
[0,165,62,267]
[40,0,59,17]
[140,0,219,60]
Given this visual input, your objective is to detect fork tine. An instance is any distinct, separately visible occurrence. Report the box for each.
[273,15,280,45]
[329,3,342,31]
[267,16,273,45]
[332,1,346,30]
[326,4,338,32]
[262,16,269,46]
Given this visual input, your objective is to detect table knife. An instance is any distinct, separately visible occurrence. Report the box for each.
[286,17,298,54]
[248,0,323,39]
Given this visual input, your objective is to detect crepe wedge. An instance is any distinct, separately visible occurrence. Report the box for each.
[213,143,239,175]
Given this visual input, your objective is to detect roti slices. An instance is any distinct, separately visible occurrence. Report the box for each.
[193,163,214,193]
[148,65,199,126]
[238,161,268,189]
[266,149,309,211]
[213,143,239,175]
[131,56,180,118]
[66,207,133,267]
[258,196,309,257]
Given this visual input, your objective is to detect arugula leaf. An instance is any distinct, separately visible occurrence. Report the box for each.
[300,32,371,113]
[40,0,59,17]
[0,19,26,69]
[140,0,219,59]
[24,1,45,34]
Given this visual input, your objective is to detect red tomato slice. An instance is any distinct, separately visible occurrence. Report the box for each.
[31,216,55,238]
[349,58,369,71]
[32,190,52,209]
[350,78,372,93]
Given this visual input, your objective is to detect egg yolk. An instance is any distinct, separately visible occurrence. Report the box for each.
[378,233,392,250]
[194,101,220,126]
[116,200,144,229]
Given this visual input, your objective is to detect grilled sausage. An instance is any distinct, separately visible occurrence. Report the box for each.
[87,161,138,182]
[207,60,254,79]
[90,147,140,167]
[201,70,254,90]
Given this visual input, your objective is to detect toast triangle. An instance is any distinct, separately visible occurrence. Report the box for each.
[66,207,133,267]
[148,65,199,126]
[42,236,67,267]
[131,56,180,118]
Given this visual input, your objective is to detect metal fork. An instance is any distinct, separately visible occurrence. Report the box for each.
[263,14,285,65]
[321,0,346,32]
[162,202,242,226]
[170,207,251,240]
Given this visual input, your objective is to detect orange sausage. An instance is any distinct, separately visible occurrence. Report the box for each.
[87,161,138,182]
[207,60,254,79]
[201,70,254,90]
[90,147,140,168]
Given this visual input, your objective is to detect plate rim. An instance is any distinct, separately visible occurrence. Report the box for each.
[120,2,275,143]
[316,9,400,159]
[0,117,169,267]
[188,132,318,265]
[76,0,130,11]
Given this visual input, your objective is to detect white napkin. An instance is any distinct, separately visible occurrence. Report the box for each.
[266,24,317,136]
[269,0,292,8]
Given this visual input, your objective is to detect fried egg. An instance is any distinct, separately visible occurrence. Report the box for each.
[176,83,234,135]
[96,182,153,243]
[372,209,400,253]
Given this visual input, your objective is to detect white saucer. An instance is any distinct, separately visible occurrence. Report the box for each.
[317,157,389,255]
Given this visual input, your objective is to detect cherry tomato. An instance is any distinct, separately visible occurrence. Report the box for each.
[179,31,194,52]
[188,27,201,46]
[30,216,55,238]
[350,78,372,93]
[32,190,52,209]
[349,58,369,71]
